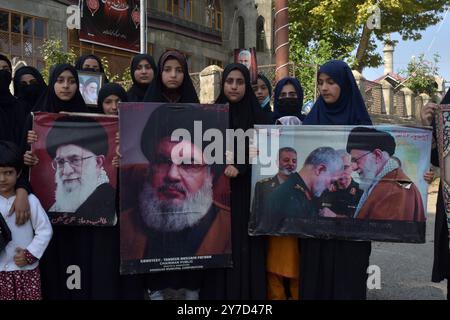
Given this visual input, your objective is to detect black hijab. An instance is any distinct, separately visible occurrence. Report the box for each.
[75,54,109,83]
[143,50,199,103]
[127,54,156,102]
[13,66,47,112]
[33,64,88,113]
[303,60,372,125]
[97,82,128,113]
[273,76,305,121]
[215,63,270,130]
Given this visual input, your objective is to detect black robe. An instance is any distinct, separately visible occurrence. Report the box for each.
[0,68,30,193]
[201,63,270,300]
[431,90,450,300]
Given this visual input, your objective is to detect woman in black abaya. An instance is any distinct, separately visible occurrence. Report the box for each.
[0,54,31,226]
[301,60,372,300]
[25,64,143,299]
[202,63,269,300]
[13,66,47,113]
[421,89,450,300]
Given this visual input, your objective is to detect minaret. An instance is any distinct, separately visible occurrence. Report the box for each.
[383,36,394,75]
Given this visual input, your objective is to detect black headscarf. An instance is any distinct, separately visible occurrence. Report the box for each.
[127,54,156,102]
[0,54,12,71]
[32,64,88,113]
[13,66,47,112]
[75,54,109,83]
[97,82,128,112]
[273,76,304,121]
[303,60,372,125]
[215,63,270,130]
[143,50,199,103]
[255,73,273,114]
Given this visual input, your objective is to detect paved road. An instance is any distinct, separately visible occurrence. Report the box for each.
[367,183,447,300]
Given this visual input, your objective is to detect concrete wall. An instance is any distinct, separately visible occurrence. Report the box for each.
[148,0,273,72]
[394,90,406,117]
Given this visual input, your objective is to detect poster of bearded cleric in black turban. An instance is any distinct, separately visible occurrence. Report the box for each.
[119,103,231,274]
[249,125,432,243]
[30,112,118,226]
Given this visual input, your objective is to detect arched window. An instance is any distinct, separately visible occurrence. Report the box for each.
[238,16,245,48]
[256,16,265,52]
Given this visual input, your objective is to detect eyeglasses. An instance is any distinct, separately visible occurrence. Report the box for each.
[154,157,207,174]
[351,151,372,164]
[52,156,95,170]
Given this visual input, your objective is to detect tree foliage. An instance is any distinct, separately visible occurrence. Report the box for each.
[289,0,449,71]
[40,38,76,82]
[400,53,440,96]
[40,39,132,90]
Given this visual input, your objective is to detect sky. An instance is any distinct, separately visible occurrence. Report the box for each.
[364,9,450,92]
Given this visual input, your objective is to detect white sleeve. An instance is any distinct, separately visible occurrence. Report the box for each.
[26,195,53,259]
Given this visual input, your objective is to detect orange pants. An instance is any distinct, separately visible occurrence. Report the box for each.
[267,272,299,300]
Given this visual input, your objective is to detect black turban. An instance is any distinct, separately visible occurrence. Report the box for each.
[46,116,109,159]
[140,104,228,177]
[346,127,396,156]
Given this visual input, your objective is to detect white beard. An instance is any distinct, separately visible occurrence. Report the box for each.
[280,168,295,176]
[51,162,100,213]
[139,174,213,232]
[84,90,97,103]
[358,155,378,192]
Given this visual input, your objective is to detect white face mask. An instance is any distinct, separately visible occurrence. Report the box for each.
[260,95,271,108]
[275,116,302,125]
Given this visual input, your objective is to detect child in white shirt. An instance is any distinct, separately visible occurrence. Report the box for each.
[0,141,52,300]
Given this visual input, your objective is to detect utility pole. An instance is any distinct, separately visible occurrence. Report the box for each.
[274,0,289,81]
[140,0,147,54]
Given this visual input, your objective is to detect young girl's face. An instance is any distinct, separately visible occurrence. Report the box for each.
[252,78,269,103]
[0,167,18,197]
[134,59,154,85]
[161,58,184,89]
[54,70,77,101]
[318,73,341,104]
[102,94,121,115]
[224,70,245,103]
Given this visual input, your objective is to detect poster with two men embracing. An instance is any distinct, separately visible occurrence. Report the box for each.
[249,125,432,243]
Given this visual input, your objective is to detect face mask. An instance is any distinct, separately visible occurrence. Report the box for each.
[0,70,12,93]
[260,95,271,108]
[277,97,299,116]
[19,83,42,102]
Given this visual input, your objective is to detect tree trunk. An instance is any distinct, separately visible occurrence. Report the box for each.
[354,24,373,73]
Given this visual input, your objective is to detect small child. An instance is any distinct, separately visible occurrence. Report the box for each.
[0,141,52,300]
